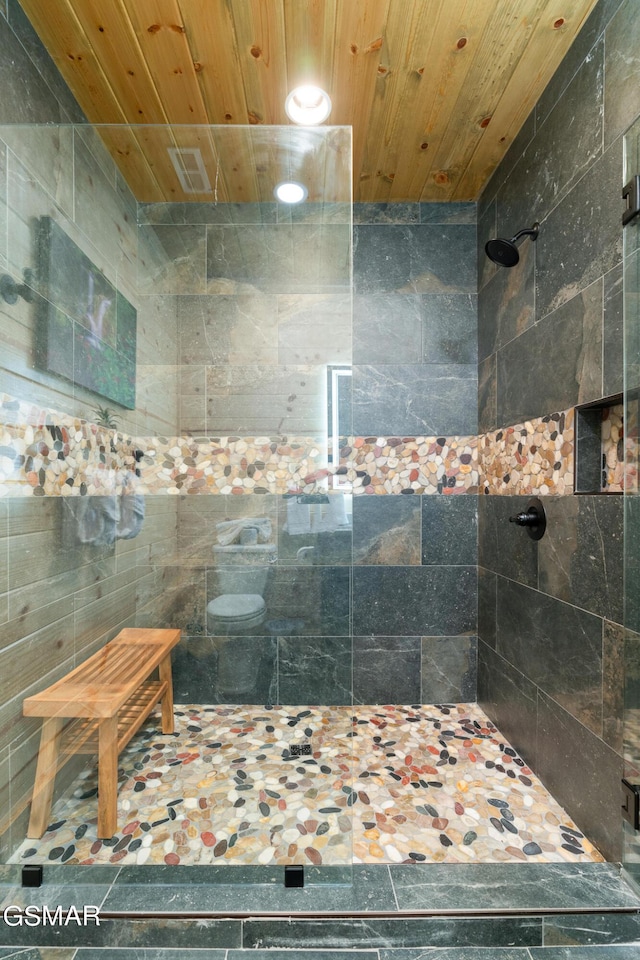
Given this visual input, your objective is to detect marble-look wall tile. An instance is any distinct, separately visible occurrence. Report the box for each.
[421,495,477,565]
[480,109,537,212]
[353,203,419,224]
[138,223,206,295]
[353,294,423,364]
[497,279,603,426]
[353,363,477,436]
[477,566,497,650]
[604,0,640,147]
[478,195,498,292]
[422,294,477,364]
[0,10,66,123]
[538,495,623,623]
[421,636,477,703]
[262,564,350,637]
[478,238,535,362]
[354,224,476,295]
[177,494,278,563]
[276,496,352,566]
[496,576,604,735]
[420,202,476,224]
[353,636,421,703]
[352,566,476,636]
[478,354,497,434]
[478,495,538,588]
[277,294,351,364]
[353,495,421,565]
[477,640,539,772]
[602,619,624,754]
[603,263,624,397]
[172,635,277,705]
[536,690,623,862]
[535,138,623,321]
[278,636,352,705]
[498,39,604,236]
[178,295,278,366]
[139,200,278,225]
[0,500,7,623]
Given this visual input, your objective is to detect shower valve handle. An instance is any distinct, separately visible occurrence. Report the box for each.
[508,498,546,541]
[509,509,538,527]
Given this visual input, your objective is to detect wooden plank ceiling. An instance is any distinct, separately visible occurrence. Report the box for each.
[19,0,599,203]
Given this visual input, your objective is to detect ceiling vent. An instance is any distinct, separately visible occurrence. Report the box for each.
[167,147,212,193]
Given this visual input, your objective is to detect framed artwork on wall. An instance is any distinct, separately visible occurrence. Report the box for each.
[35,216,136,409]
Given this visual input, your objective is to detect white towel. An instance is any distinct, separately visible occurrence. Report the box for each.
[216,517,272,545]
[284,498,311,535]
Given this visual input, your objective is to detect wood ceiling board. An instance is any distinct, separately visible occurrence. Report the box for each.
[383,0,493,202]
[175,0,249,124]
[330,0,390,200]
[283,0,337,92]
[121,0,210,124]
[452,0,599,199]
[230,0,289,125]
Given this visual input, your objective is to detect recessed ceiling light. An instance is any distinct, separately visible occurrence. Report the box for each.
[285,85,332,125]
[274,181,308,204]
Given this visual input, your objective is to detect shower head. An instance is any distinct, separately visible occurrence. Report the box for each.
[485,222,539,267]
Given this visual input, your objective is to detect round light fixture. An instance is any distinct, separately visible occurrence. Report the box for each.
[284,85,332,125]
[274,181,308,204]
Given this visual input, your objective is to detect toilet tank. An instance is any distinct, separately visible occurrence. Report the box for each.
[212,543,277,595]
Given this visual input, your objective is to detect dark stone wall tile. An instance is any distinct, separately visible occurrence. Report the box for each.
[542,912,640,947]
[496,577,603,735]
[0,8,68,122]
[478,239,535,362]
[480,109,537,211]
[353,363,477,436]
[172,636,277,704]
[535,138,623,321]
[421,495,477,565]
[276,496,352,567]
[353,294,423,363]
[419,202,476,224]
[353,566,476,637]
[497,278,603,425]
[477,640,539,771]
[353,203,419,224]
[354,224,476,295]
[536,690,623,861]
[478,566,497,649]
[478,195,498,291]
[263,565,350,636]
[538,495,623,623]
[478,354,497,433]
[499,40,604,235]
[353,636,421,703]
[422,294,477,363]
[625,496,640,635]
[278,636,352,705]
[604,263,624,396]
[178,294,278,365]
[421,635,477,702]
[604,0,640,147]
[603,619,624,753]
[353,495,421,565]
[478,496,538,587]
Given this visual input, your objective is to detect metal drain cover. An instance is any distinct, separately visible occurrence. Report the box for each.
[289,743,312,756]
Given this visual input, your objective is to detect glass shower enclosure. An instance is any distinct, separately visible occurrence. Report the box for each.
[0,121,354,882]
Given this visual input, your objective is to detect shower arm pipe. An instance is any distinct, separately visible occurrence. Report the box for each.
[511,222,539,245]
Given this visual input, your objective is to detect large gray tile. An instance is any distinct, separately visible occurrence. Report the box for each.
[497,278,603,425]
[171,635,277,705]
[352,566,476,637]
[420,202,476,224]
[478,496,538,588]
[604,263,624,396]
[353,636,421,704]
[536,690,623,862]
[477,640,539,771]
[422,294,477,364]
[263,565,350,636]
[138,224,206,295]
[421,495,477,565]
[478,354,497,434]
[353,495,421,565]
[177,294,278,365]
[478,566,497,649]
[354,202,419,224]
[278,636,352,705]
[0,11,65,123]
[496,578,604,735]
[354,224,476,295]
[531,949,640,959]
[605,0,640,147]
[603,619,624,753]
[542,911,640,946]
[353,294,423,364]
[353,363,477,436]
[76,953,226,960]
[0,918,241,949]
[478,238,535,362]
[277,293,351,364]
[535,138,623,322]
[380,951,529,960]
[390,863,639,910]
[421,635,477,702]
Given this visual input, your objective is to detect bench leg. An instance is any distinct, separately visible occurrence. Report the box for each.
[27,717,64,839]
[97,716,118,838]
[158,653,174,735]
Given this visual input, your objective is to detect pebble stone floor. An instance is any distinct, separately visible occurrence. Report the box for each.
[12,702,604,867]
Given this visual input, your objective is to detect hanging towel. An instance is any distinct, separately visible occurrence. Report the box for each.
[215,517,272,545]
[284,498,311,535]
[117,490,146,540]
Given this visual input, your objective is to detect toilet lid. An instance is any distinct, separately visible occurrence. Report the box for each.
[208,594,266,620]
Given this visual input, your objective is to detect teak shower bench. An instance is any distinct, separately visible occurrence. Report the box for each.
[23,627,181,839]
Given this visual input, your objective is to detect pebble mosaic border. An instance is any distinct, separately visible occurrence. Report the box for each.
[2,391,632,498]
[10,702,604,867]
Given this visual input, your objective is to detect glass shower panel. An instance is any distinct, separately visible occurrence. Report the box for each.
[623,118,640,889]
[0,122,353,884]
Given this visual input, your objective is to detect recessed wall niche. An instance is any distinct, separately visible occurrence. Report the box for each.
[574,395,626,494]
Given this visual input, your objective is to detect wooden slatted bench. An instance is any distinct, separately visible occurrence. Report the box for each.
[23,627,181,840]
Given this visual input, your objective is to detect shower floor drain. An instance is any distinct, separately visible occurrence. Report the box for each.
[289,743,312,756]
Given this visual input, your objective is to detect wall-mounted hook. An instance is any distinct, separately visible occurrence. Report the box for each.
[0,269,35,305]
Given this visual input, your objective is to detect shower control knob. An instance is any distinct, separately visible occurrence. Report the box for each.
[508,498,546,541]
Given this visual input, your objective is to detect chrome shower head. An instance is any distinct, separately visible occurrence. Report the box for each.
[485,222,539,267]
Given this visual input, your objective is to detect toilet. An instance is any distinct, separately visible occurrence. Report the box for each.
[206,542,277,635]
